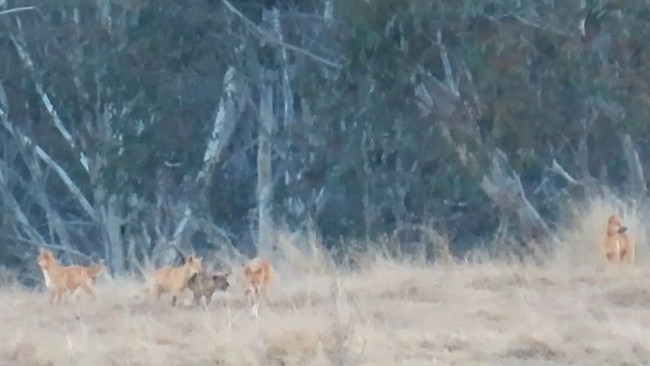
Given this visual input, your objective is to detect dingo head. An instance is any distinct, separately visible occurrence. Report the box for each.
[184,255,203,276]
[37,248,55,269]
[213,271,231,291]
[607,214,627,235]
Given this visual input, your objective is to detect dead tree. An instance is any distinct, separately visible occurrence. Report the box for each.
[414,30,558,255]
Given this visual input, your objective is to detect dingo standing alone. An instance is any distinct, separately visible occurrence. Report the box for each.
[37,248,106,305]
[604,214,635,264]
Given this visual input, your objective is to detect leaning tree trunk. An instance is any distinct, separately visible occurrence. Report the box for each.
[196,65,242,190]
[413,31,558,254]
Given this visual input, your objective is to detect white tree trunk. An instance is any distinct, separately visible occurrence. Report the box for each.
[621,134,647,201]
[269,6,298,220]
[257,79,275,256]
[323,0,333,25]
[197,66,239,187]
[99,195,124,273]
[361,130,373,244]
[270,7,294,128]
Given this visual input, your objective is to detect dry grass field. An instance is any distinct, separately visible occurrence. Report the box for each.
[1,196,650,365]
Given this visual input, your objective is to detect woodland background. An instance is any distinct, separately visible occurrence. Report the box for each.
[1,0,649,284]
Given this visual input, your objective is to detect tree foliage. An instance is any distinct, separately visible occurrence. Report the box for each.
[1,0,650,278]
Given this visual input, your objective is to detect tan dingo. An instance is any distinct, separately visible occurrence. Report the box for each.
[151,254,204,307]
[37,248,106,305]
[242,257,276,318]
[604,214,635,264]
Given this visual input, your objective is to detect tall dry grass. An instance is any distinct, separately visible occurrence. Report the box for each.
[1,193,649,365]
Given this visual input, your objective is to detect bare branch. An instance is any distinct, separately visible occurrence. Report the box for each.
[0,119,97,221]
[36,145,97,220]
[414,71,460,117]
[0,6,35,16]
[436,30,459,96]
[10,234,95,263]
[507,13,571,36]
[422,32,459,96]
[0,153,74,251]
[480,149,558,249]
[221,0,343,69]
[9,24,90,173]
[0,165,47,246]
[549,159,580,185]
[171,206,192,243]
[594,97,626,122]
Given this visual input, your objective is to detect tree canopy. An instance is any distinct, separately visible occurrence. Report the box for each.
[1,0,649,280]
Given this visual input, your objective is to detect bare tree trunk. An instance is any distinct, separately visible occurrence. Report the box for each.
[196,66,241,188]
[323,0,333,25]
[361,130,373,245]
[270,7,294,129]
[268,6,299,226]
[257,74,276,257]
[413,34,558,253]
[621,134,647,202]
[99,195,124,273]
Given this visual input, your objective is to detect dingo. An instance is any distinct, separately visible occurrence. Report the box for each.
[187,271,231,307]
[151,254,203,307]
[37,248,106,305]
[242,257,275,318]
[604,214,635,264]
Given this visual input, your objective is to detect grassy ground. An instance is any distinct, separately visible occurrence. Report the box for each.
[1,195,649,365]
[1,260,649,365]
